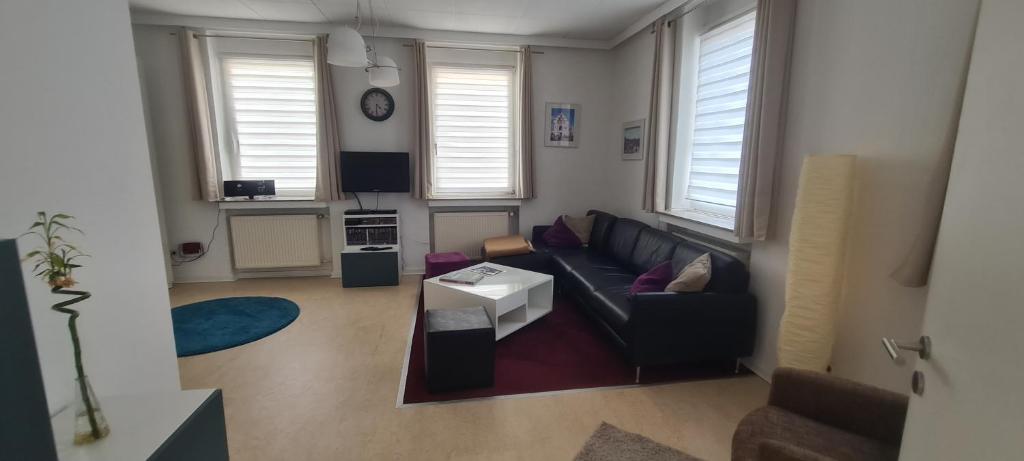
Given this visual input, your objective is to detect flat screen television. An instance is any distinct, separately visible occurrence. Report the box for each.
[339,151,410,192]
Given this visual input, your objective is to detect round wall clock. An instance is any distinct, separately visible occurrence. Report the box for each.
[360,88,395,122]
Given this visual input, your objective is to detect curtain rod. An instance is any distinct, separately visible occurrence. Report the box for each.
[170,34,542,53]
[196,34,314,43]
[400,43,544,54]
[663,0,709,25]
[168,32,314,43]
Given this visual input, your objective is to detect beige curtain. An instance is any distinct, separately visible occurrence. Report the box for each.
[313,35,344,201]
[641,19,674,212]
[411,40,432,200]
[517,45,535,199]
[178,28,221,201]
[734,0,797,240]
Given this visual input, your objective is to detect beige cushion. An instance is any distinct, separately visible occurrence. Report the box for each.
[562,214,596,245]
[666,253,712,292]
[482,235,533,259]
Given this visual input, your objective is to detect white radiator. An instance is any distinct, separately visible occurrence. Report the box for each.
[433,211,512,259]
[229,215,321,269]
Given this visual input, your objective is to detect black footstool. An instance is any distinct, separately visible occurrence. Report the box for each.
[425,306,495,393]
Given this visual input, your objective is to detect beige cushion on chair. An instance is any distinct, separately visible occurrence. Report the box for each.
[562,214,596,245]
[483,235,534,260]
[666,253,712,292]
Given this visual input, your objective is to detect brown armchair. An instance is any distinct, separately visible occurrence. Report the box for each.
[732,367,909,461]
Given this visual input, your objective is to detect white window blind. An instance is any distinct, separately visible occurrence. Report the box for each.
[430,65,516,197]
[681,11,756,228]
[223,56,316,197]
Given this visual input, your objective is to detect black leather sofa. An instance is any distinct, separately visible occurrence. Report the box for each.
[503,210,757,369]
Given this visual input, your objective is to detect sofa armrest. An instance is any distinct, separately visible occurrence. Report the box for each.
[627,292,756,366]
[531,225,552,246]
[769,367,909,446]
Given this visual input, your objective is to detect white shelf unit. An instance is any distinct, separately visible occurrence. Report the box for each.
[340,211,402,287]
[342,212,401,254]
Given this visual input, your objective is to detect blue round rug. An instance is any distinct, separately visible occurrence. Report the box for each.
[171,296,299,357]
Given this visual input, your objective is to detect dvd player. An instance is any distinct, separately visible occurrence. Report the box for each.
[344,209,397,215]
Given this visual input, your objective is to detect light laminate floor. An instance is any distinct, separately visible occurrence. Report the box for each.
[170,276,768,461]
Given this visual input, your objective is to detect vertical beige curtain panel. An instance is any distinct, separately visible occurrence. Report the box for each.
[641,19,674,212]
[178,28,222,201]
[313,35,344,201]
[410,40,432,200]
[734,0,797,240]
[517,45,535,199]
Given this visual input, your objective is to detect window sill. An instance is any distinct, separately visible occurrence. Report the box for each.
[218,198,326,210]
[427,198,523,207]
[656,211,748,245]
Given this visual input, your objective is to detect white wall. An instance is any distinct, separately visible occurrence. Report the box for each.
[326,37,428,274]
[749,0,978,391]
[603,0,978,391]
[606,30,658,226]
[134,27,236,282]
[0,0,181,413]
[134,25,614,280]
[520,47,614,232]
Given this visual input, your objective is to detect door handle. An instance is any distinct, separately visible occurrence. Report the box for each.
[882,336,931,362]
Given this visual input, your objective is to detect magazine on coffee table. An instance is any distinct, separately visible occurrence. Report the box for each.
[468,265,504,277]
[439,270,485,285]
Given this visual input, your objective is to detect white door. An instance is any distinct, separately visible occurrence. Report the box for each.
[898,0,1024,458]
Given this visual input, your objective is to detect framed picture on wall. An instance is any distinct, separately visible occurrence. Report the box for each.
[544,103,580,148]
[622,119,645,160]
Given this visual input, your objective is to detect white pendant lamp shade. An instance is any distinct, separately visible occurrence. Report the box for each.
[327,26,367,67]
[368,56,400,87]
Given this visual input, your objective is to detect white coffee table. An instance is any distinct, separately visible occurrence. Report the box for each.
[423,262,554,340]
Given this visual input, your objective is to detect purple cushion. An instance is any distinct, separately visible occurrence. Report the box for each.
[629,260,674,295]
[543,216,583,248]
[424,252,472,279]
[425,252,470,264]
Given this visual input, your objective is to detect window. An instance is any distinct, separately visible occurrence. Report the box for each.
[669,10,756,230]
[221,56,317,198]
[429,59,519,198]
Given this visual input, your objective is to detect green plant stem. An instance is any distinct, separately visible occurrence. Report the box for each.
[51,287,101,440]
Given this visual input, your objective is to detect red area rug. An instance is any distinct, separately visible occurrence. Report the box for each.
[401,295,745,404]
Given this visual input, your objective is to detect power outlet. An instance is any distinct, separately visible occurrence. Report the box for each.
[179,242,204,256]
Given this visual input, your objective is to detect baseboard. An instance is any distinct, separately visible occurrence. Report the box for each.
[331,266,419,276]
[236,269,331,279]
[171,275,239,284]
[741,359,773,383]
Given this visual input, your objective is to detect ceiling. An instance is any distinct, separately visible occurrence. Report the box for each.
[129,0,667,41]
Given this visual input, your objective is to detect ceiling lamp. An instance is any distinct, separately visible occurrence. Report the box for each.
[367,56,399,87]
[363,0,399,87]
[326,25,367,67]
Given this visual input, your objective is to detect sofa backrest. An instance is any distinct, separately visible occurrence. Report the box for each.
[671,240,749,293]
[604,218,647,267]
[586,210,617,252]
[629,228,680,274]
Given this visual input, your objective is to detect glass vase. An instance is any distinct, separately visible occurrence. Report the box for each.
[72,376,110,445]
